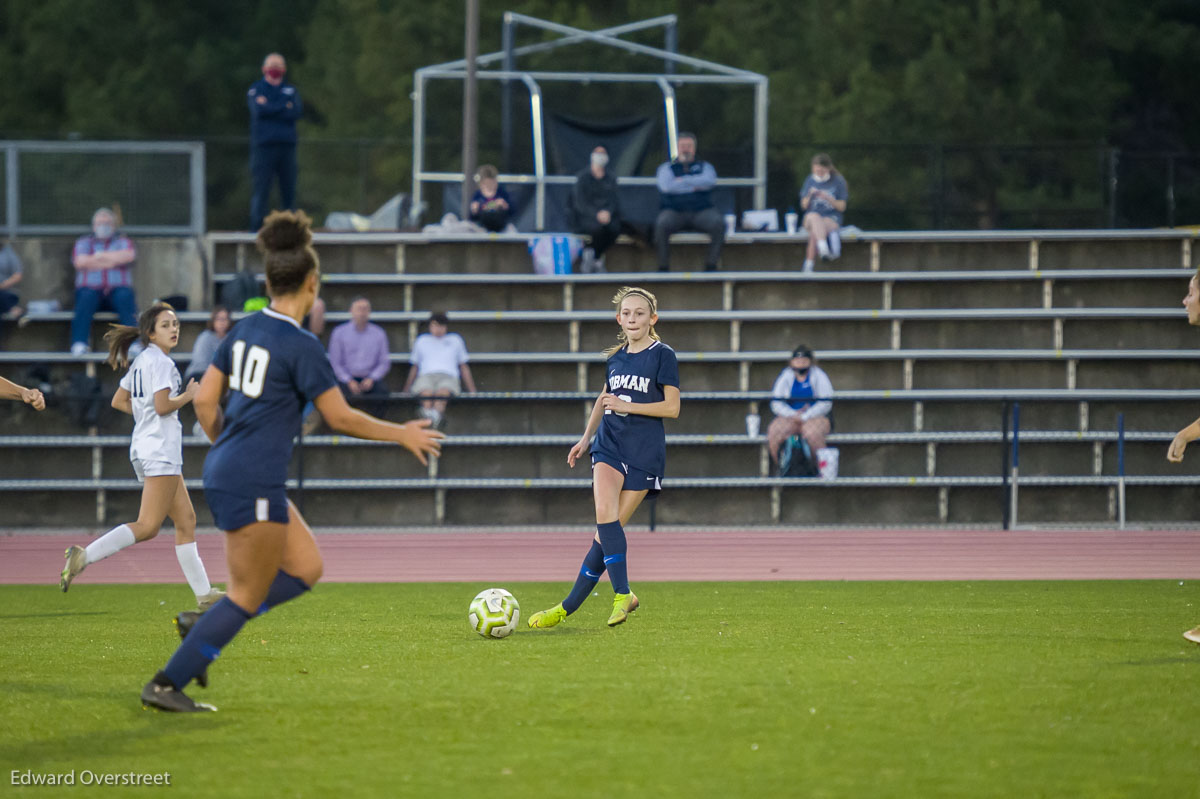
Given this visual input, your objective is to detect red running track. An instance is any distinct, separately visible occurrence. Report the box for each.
[2,528,1199,584]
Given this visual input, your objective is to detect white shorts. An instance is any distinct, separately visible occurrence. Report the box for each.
[131,458,182,483]
[412,372,461,395]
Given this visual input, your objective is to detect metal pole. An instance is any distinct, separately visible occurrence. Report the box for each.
[522,76,546,231]
[753,78,768,209]
[664,18,677,76]
[190,143,206,236]
[501,13,515,172]
[411,72,425,225]
[1117,412,1126,529]
[656,78,678,161]
[296,424,305,513]
[6,145,19,236]
[460,0,480,219]
[1009,402,1020,528]
[1001,401,1011,530]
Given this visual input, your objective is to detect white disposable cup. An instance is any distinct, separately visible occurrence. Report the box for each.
[785,212,799,234]
[724,214,737,235]
[745,413,761,437]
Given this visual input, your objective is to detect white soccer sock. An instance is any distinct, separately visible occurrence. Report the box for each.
[85,524,137,565]
[175,542,212,598]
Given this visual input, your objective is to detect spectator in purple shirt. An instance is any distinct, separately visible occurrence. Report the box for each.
[328,296,390,418]
[71,208,138,356]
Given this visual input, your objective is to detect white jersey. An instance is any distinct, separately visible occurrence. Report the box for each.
[119,343,184,467]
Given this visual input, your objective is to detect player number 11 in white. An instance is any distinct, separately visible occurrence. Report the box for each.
[229,340,271,399]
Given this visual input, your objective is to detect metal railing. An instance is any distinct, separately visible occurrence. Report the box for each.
[1,140,205,236]
[412,12,768,231]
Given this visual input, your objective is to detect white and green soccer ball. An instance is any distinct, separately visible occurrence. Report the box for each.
[469,588,520,639]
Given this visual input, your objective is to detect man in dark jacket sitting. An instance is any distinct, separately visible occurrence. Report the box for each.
[571,146,622,273]
[653,132,724,272]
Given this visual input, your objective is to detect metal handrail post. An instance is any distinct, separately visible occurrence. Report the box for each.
[1117,413,1126,529]
[656,77,679,160]
[1010,402,1021,527]
[521,75,546,231]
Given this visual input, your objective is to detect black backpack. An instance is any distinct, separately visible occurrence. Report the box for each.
[779,435,819,478]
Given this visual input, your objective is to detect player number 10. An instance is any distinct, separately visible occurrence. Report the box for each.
[229,340,271,399]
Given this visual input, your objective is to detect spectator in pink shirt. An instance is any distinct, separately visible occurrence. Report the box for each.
[328,296,390,418]
[71,208,138,355]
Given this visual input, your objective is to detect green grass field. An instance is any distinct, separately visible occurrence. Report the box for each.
[2,581,1199,798]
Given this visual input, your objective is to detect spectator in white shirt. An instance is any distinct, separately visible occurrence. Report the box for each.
[401,311,476,429]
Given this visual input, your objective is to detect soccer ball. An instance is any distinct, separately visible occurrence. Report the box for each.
[468,588,520,639]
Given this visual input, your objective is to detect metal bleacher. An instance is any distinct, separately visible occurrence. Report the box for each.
[2,228,1199,527]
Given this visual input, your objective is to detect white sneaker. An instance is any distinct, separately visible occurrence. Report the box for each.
[70,342,89,356]
[816,238,831,260]
[802,259,815,273]
[580,247,596,274]
[594,254,607,274]
[1185,626,1200,644]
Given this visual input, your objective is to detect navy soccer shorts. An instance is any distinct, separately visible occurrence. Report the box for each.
[591,451,663,497]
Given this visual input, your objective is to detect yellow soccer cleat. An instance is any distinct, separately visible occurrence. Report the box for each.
[607,592,639,627]
[60,546,87,592]
[528,603,567,629]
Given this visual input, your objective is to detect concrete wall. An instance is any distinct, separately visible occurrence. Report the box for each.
[6,236,208,317]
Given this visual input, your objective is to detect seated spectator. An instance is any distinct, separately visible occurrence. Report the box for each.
[468,164,515,233]
[800,153,849,273]
[654,132,724,272]
[571,145,621,273]
[0,237,24,321]
[767,345,834,470]
[70,208,138,355]
[329,296,390,418]
[185,305,232,383]
[402,311,476,429]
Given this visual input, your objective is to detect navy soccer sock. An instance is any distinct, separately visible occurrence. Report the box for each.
[257,569,311,616]
[158,597,251,690]
[562,539,606,614]
[596,520,630,595]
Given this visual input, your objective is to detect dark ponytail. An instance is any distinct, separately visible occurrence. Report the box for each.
[257,210,318,297]
[103,301,174,370]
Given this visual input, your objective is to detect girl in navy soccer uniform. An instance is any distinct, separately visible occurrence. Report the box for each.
[529,286,680,629]
[140,211,443,712]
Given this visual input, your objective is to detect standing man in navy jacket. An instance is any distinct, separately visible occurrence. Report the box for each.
[653,132,724,272]
[248,53,302,232]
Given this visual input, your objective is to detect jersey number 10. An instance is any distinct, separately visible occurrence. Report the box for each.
[229,340,271,399]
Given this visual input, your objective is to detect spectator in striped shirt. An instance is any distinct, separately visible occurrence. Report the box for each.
[70,208,139,356]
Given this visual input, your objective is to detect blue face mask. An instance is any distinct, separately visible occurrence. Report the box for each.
[94,224,114,239]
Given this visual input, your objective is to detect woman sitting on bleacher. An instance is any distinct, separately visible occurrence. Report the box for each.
[767,345,833,472]
[799,154,848,273]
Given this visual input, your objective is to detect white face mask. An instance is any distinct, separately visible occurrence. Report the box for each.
[94,224,114,239]
[591,152,609,169]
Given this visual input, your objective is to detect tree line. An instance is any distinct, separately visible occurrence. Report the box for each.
[1,0,1196,229]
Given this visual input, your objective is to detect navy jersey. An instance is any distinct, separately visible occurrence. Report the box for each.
[591,340,679,475]
[203,309,338,495]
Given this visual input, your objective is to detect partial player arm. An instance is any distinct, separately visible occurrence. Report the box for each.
[194,365,228,443]
[314,386,443,465]
[568,392,608,467]
[111,386,133,416]
[1,375,45,410]
[1167,417,1200,462]
[153,379,199,416]
[601,384,680,420]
